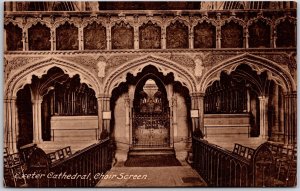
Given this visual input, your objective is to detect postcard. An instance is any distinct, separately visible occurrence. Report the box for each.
[3,1,297,188]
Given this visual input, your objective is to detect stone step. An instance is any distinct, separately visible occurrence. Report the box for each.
[129,147,175,156]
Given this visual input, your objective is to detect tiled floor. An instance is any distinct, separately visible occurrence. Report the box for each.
[96,165,207,187]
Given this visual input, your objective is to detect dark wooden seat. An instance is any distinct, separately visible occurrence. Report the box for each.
[4,151,27,187]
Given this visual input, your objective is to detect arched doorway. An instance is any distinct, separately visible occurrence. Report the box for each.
[132,78,170,148]
[203,64,292,148]
[15,67,99,150]
[110,65,192,161]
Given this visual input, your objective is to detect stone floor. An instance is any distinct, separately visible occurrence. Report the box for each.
[96,162,207,187]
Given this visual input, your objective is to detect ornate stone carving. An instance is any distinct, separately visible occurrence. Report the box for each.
[106,55,140,69]
[83,22,106,50]
[258,54,295,76]
[111,21,134,49]
[61,56,98,75]
[221,21,243,48]
[5,23,23,51]
[56,22,79,50]
[166,20,189,49]
[5,57,42,80]
[202,54,231,67]
[139,21,161,49]
[248,20,270,48]
[194,21,216,48]
[28,22,51,50]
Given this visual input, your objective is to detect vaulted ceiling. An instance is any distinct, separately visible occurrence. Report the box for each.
[5,1,297,12]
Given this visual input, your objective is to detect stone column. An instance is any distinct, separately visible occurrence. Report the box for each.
[258,96,268,139]
[4,98,18,154]
[22,28,27,51]
[189,26,194,49]
[106,22,111,50]
[284,92,297,145]
[51,28,56,51]
[78,26,84,50]
[134,24,139,49]
[272,84,280,141]
[190,92,205,136]
[98,95,111,138]
[171,96,178,147]
[124,95,131,145]
[279,91,285,142]
[128,85,135,146]
[216,13,222,49]
[271,25,276,48]
[246,87,251,112]
[32,99,43,143]
[162,26,166,49]
[245,27,249,48]
[97,97,103,140]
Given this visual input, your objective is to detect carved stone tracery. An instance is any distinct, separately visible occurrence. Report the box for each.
[83,22,106,50]
[139,21,161,49]
[166,20,189,49]
[111,21,134,49]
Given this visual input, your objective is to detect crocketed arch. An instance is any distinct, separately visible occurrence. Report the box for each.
[199,53,296,93]
[104,55,197,95]
[5,57,101,98]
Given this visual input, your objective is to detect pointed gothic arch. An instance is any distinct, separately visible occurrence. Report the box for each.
[5,57,101,99]
[103,55,197,95]
[199,53,296,93]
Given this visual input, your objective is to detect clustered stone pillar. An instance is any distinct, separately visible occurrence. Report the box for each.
[284,92,297,145]
[124,95,132,145]
[161,26,166,49]
[170,96,178,146]
[258,96,269,139]
[98,95,111,139]
[32,99,43,143]
[4,98,18,154]
[271,84,280,141]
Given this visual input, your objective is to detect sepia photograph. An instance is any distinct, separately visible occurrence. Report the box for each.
[3,1,297,188]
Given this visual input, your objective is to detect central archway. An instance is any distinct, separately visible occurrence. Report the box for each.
[132,76,170,148]
[110,64,192,161]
